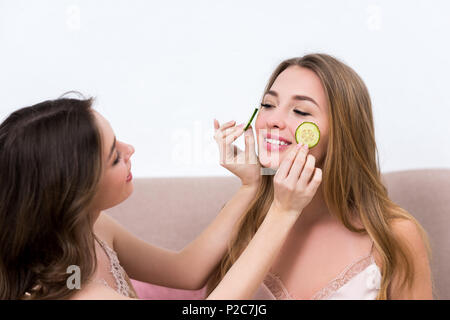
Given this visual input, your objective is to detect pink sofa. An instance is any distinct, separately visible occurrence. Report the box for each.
[105,168,450,300]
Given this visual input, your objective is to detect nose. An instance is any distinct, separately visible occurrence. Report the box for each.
[266,108,287,130]
[125,144,135,161]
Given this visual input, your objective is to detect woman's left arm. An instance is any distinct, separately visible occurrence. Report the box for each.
[99,184,257,290]
[175,183,258,288]
[171,119,262,289]
[103,119,261,290]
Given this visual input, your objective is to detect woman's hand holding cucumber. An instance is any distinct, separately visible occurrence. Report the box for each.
[270,143,322,220]
[213,119,261,188]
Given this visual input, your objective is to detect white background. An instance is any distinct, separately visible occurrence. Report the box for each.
[1,0,449,177]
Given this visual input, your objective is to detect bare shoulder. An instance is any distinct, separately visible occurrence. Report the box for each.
[390,217,427,250]
[386,217,431,266]
[69,281,137,300]
[388,217,433,299]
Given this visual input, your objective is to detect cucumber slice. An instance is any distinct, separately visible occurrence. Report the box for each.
[295,122,320,148]
[244,108,259,131]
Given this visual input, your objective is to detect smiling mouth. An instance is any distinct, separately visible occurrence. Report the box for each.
[126,172,132,182]
[264,137,292,146]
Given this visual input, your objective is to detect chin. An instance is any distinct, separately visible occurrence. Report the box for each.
[258,144,283,167]
[258,155,280,170]
[124,183,134,198]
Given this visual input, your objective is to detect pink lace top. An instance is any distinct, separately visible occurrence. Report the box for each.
[93,237,138,299]
[261,240,382,300]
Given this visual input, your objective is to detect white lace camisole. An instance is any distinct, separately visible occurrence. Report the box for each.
[258,239,382,300]
[92,237,138,299]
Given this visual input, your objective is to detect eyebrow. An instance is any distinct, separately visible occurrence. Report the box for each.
[265,90,319,108]
[108,136,116,160]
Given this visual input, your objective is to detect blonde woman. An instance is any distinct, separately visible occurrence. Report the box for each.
[209,53,434,300]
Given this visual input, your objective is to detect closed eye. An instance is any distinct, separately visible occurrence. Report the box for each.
[293,109,310,116]
[113,150,122,165]
[261,103,274,109]
[260,103,310,116]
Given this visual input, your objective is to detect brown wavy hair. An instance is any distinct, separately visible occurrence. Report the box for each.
[0,94,103,299]
[206,53,433,299]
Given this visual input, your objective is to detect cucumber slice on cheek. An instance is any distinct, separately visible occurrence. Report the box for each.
[295,122,320,148]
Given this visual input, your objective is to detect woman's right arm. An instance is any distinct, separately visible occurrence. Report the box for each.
[207,142,322,299]
[206,203,298,300]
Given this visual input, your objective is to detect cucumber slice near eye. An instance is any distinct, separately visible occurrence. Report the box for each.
[244,108,259,131]
[295,122,320,148]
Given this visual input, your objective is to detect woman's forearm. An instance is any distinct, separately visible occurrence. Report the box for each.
[177,184,258,289]
[206,204,297,299]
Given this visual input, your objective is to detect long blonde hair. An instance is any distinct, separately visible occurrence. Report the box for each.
[207,53,433,299]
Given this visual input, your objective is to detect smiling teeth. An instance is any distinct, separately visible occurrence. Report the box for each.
[265,138,290,146]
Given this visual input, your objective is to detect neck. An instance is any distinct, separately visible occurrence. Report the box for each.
[90,208,102,228]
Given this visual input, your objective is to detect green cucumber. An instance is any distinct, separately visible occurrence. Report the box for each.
[244,108,259,131]
[295,121,320,148]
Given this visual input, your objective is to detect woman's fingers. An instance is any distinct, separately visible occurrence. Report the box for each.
[285,144,309,184]
[214,120,238,140]
[244,125,257,164]
[219,120,236,133]
[223,120,246,135]
[224,125,244,145]
[305,167,323,194]
[214,119,257,165]
[214,119,219,130]
[275,144,303,180]
[296,154,316,189]
[213,121,243,163]
[277,144,318,189]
